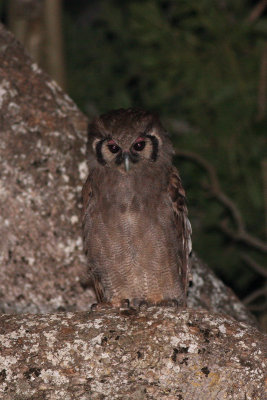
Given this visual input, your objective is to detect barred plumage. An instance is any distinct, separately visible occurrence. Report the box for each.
[82,108,191,307]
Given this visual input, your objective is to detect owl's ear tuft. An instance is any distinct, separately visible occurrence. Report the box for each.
[88,117,106,141]
[149,131,162,147]
[144,132,163,162]
[144,122,163,147]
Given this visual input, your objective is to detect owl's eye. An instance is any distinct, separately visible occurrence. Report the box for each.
[133,139,146,152]
[107,140,120,154]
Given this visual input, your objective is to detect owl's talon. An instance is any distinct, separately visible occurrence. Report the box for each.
[90,302,113,312]
[130,298,142,309]
[120,299,130,309]
[170,299,179,308]
[158,299,180,308]
[90,303,98,312]
[138,301,149,311]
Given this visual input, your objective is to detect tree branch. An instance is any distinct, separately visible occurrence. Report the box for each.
[247,0,267,23]
[256,42,267,121]
[262,159,267,239]
[240,253,267,278]
[175,150,267,253]
[243,285,267,308]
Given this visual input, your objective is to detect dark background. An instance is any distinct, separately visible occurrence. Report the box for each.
[1,0,266,323]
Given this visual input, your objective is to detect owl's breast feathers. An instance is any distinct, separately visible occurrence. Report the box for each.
[82,166,191,305]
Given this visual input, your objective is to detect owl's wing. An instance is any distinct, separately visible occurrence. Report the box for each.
[168,166,192,296]
[82,174,92,216]
[82,175,105,303]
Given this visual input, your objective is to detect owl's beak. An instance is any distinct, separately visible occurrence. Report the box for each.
[124,152,130,172]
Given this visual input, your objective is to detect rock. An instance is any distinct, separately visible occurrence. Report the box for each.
[0,308,265,399]
[0,23,94,314]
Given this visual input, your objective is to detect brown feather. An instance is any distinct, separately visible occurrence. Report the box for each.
[82,108,192,307]
[82,173,105,302]
[168,166,192,296]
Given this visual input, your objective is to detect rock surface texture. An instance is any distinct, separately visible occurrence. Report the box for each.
[0,308,266,400]
[0,23,93,314]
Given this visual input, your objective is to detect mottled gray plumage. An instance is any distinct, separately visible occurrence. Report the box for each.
[82,108,191,307]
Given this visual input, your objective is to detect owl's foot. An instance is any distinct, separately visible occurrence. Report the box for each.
[91,299,133,312]
[90,302,114,312]
[158,299,180,308]
[119,299,131,309]
[124,298,148,311]
[91,298,186,313]
[118,299,147,312]
[131,298,186,310]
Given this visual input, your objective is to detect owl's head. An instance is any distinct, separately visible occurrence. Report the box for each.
[87,108,173,173]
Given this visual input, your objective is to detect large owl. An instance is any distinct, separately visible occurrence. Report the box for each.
[82,108,192,308]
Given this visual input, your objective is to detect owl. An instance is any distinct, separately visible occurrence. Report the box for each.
[82,108,192,308]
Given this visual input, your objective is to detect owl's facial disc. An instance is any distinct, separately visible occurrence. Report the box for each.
[129,134,159,162]
[93,138,122,166]
[93,132,160,172]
